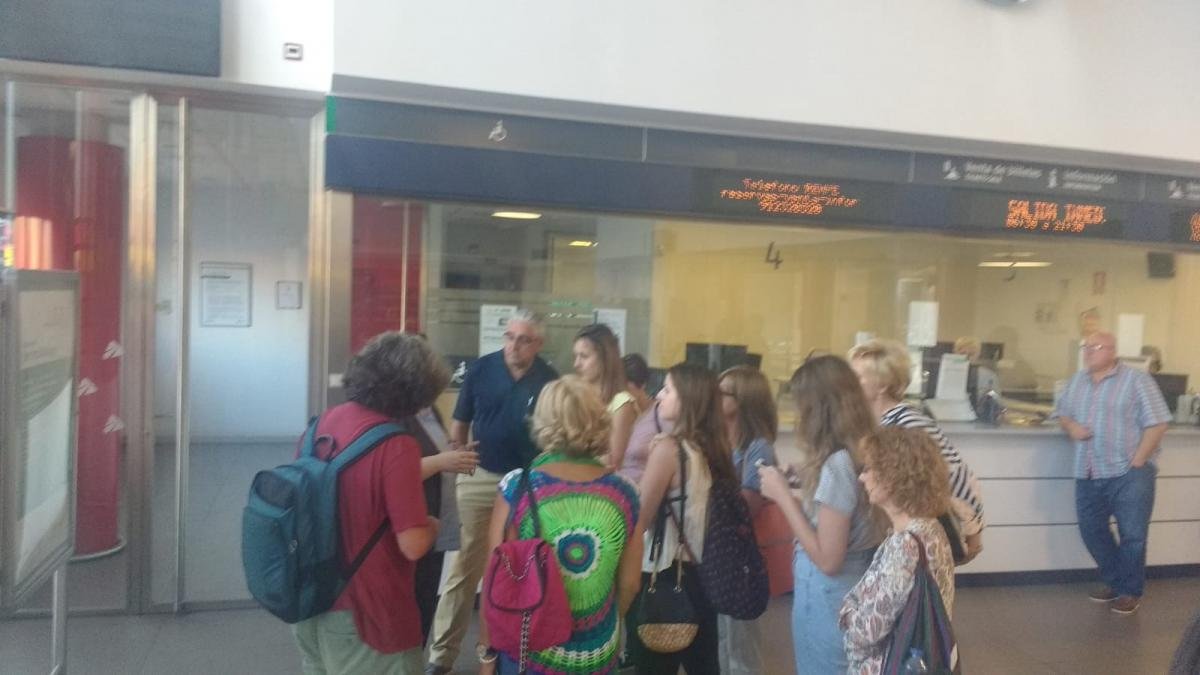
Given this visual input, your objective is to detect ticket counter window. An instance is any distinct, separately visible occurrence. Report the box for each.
[346,199,1200,424]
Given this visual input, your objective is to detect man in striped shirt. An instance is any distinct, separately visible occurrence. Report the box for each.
[1055,331,1171,616]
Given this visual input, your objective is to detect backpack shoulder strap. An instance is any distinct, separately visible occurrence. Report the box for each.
[298,416,321,458]
[505,468,543,540]
[337,420,411,581]
[330,420,407,472]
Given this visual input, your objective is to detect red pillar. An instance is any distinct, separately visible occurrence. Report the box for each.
[350,198,423,355]
[15,136,124,556]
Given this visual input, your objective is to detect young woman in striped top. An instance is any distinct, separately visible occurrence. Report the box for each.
[848,338,987,563]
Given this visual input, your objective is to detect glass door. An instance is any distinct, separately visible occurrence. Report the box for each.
[2,80,134,614]
[179,105,313,604]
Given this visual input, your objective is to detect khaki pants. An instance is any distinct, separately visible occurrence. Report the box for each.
[427,468,504,668]
[294,610,423,675]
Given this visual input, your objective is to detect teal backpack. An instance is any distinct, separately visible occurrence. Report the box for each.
[242,416,407,623]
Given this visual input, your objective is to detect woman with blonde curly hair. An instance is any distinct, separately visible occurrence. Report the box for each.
[839,427,957,675]
[477,375,643,675]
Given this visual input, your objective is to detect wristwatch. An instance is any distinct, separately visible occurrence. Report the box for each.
[476,643,498,664]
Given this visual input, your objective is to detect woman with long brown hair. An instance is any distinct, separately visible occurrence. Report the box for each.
[628,362,736,675]
[716,365,778,675]
[573,323,639,471]
[758,355,885,675]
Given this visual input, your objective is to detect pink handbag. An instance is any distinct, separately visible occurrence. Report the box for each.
[482,471,571,672]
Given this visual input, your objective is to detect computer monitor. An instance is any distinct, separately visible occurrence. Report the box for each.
[923,341,1005,399]
[684,342,749,373]
[644,367,668,398]
[1152,373,1188,413]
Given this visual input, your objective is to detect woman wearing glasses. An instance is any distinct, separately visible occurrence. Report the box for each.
[715,366,778,675]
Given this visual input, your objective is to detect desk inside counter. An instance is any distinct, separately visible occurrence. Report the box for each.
[939,423,1200,575]
[774,424,1198,576]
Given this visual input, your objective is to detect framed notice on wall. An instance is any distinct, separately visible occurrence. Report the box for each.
[1,270,80,606]
[200,262,252,327]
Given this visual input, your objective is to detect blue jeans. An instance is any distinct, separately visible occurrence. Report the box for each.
[1075,464,1157,598]
[791,547,874,675]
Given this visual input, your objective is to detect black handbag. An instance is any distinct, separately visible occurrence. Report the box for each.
[635,445,698,653]
[936,512,968,566]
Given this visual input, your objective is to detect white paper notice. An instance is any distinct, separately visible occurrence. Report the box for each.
[479,304,517,356]
[935,353,971,401]
[906,301,940,348]
[1116,314,1145,358]
[200,262,252,327]
[15,288,76,582]
[593,308,628,353]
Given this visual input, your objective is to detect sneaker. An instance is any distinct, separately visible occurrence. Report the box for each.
[424,664,452,675]
[1112,596,1141,615]
[1088,585,1117,602]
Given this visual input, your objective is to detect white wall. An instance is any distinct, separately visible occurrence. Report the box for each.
[972,245,1200,391]
[333,1,1200,163]
[153,108,312,440]
[221,0,331,92]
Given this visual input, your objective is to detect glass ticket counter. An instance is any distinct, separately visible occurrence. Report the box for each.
[338,196,1200,425]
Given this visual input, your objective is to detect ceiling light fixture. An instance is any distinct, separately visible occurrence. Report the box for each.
[569,240,597,248]
[978,261,1052,268]
[492,211,542,220]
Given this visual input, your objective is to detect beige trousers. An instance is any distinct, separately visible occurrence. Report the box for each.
[426,468,504,668]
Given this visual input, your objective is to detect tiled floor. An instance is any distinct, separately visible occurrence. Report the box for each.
[3,577,1197,674]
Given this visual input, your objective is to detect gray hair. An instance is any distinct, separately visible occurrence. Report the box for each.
[508,308,545,338]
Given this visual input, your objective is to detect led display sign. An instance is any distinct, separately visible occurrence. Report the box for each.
[700,171,895,223]
[1171,209,1200,245]
[948,190,1125,240]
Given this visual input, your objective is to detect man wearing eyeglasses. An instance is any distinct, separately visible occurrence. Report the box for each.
[426,310,558,674]
[1055,331,1171,616]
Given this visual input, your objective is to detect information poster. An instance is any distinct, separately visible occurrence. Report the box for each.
[15,290,74,581]
[906,301,939,348]
[1117,313,1145,358]
[479,304,517,356]
[593,308,627,353]
[200,262,252,327]
[2,271,78,605]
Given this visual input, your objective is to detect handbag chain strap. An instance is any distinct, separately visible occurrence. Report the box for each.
[518,611,532,674]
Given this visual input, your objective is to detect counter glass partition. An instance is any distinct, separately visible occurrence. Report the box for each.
[348,198,1200,424]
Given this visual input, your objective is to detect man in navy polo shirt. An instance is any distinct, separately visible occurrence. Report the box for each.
[426,310,558,674]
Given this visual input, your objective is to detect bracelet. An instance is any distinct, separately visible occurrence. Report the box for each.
[476,643,498,664]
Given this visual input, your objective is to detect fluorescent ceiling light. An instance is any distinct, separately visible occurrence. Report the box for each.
[978,261,1052,268]
[569,240,597,248]
[492,211,542,220]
